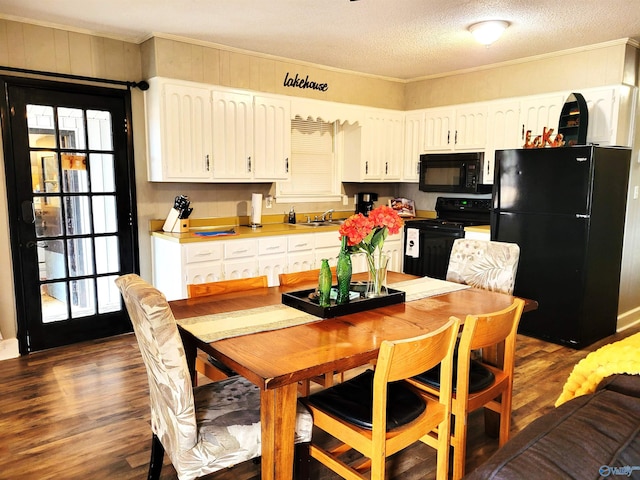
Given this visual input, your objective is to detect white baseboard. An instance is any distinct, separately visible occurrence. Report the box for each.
[617,306,640,332]
[0,338,19,360]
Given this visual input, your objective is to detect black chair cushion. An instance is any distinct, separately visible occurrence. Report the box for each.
[306,369,426,431]
[414,358,495,394]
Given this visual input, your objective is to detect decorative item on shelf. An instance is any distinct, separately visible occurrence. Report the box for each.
[336,236,352,305]
[318,259,332,307]
[339,205,404,298]
[558,92,588,146]
[523,127,565,149]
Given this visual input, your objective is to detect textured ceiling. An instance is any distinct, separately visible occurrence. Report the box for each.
[1,0,639,80]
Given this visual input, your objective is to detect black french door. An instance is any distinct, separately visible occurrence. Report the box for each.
[2,77,138,352]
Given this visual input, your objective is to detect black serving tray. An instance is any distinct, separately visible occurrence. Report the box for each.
[282,283,406,319]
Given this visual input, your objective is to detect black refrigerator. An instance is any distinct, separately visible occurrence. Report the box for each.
[491,146,631,348]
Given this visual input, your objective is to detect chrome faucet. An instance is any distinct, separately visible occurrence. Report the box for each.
[321,209,334,221]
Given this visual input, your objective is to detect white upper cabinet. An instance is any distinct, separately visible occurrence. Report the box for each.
[580,86,635,146]
[423,105,487,152]
[146,78,213,181]
[484,101,521,184]
[211,90,254,180]
[402,111,424,182]
[518,94,565,144]
[253,95,291,180]
[342,110,404,182]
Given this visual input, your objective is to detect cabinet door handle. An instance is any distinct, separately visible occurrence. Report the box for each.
[195,251,213,257]
[521,124,525,140]
[247,156,252,173]
[447,130,450,144]
[285,157,289,173]
[205,154,210,171]
[365,161,369,174]
[231,249,249,255]
[385,162,388,174]
[454,130,458,144]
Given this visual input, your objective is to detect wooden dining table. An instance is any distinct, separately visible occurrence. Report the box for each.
[171,272,537,480]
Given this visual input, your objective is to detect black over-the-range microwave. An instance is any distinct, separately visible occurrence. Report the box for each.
[418,152,492,194]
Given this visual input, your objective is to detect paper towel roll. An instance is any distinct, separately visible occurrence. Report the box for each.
[251,193,263,226]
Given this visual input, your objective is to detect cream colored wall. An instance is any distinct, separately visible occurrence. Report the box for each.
[404,41,630,109]
[141,36,405,110]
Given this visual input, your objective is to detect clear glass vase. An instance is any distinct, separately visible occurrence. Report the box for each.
[366,253,389,298]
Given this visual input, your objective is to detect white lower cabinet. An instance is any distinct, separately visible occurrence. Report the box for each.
[151,229,404,300]
[286,234,316,272]
[258,236,288,286]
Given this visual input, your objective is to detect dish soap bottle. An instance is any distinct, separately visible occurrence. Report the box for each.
[288,206,296,224]
[318,259,332,307]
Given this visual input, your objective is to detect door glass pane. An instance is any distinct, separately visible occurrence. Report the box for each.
[35,197,63,238]
[70,279,96,318]
[64,196,92,235]
[98,275,121,313]
[92,195,117,233]
[31,152,60,193]
[27,105,56,148]
[58,107,86,149]
[89,154,115,192]
[38,240,66,280]
[42,282,68,323]
[61,153,89,193]
[67,237,94,277]
[87,110,113,150]
[95,236,119,274]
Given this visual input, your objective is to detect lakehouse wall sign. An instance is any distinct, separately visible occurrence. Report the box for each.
[283,72,328,92]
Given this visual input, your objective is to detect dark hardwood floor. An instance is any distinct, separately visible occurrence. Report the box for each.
[1,322,638,479]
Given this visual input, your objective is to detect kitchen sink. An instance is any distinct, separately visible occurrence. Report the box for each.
[296,220,345,228]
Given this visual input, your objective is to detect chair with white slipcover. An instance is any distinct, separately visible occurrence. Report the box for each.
[115,274,313,480]
[446,238,520,294]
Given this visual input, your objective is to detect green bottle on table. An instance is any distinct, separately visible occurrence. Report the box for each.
[336,236,352,304]
[318,259,332,307]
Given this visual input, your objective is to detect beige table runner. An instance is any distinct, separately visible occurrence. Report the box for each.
[178,277,469,343]
[389,276,470,302]
[177,304,321,343]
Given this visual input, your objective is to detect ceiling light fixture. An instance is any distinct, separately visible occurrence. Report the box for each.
[468,20,509,46]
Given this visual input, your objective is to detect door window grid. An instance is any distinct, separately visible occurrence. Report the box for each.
[28,104,121,323]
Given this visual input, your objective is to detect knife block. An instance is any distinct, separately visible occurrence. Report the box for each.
[162,208,190,233]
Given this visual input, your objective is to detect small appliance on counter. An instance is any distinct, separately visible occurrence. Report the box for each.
[355,192,378,215]
[250,193,262,228]
[162,195,192,233]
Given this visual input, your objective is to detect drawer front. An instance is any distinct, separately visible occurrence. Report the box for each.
[314,231,341,249]
[287,234,315,252]
[224,238,258,259]
[258,235,287,255]
[184,242,224,264]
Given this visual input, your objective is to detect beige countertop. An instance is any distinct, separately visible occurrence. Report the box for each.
[151,210,435,243]
[464,225,491,234]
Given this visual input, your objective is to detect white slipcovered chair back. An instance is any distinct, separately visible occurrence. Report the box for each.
[446,239,520,294]
[115,274,198,454]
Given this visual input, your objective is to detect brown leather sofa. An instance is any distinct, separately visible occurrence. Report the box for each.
[466,374,640,479]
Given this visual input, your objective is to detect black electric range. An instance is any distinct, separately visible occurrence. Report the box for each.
[403,197,491,279]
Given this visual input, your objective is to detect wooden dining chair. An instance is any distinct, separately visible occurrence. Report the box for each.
[304,318,460,480]
[446,238,520,294]
[187,275,268,298]
[114,274,313,480]
[408,297,525,480]
[279,267,340,396]
[187,276,268,383]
